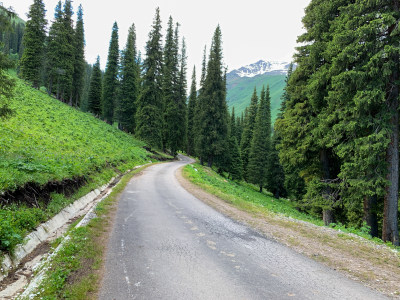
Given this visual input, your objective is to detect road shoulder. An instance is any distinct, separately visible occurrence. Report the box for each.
[176,166,400,298]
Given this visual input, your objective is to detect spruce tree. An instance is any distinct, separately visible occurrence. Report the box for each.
[240,87,258,179]
[102,21,119,124]
[275,0,345,225]
[247,86,271,192]
[228,135,243,181]
[322,0,400,244]
[87,56,102,116]
[46,0,75,102]
[20,0,47,88]
[0,5,15,118]
[162,17,180,154]
[275,61,305,200]
[117,23,139,133]
[136,8,163,149]
[196,26,228,167]
[176,37,188,152]
[236,114,243,145]
[227,107,243,180]
[61,0,75,103]
[230,107,237,140]
[267,133,286,198]
[187,66,197,156]
[71,4,85,107]
[193,45,207,163]
[80,62,92,112]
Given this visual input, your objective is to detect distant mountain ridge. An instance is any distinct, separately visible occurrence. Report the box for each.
[228,60,292,79]
[226,60,293,122]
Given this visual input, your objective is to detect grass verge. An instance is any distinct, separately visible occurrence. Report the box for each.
[183,163,400,250]
[19,164,152,300]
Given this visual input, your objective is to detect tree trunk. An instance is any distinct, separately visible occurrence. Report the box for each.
[320,148,334,226]
[259,185,262,193]
[48,78,53,96]
[363,195,379,238]
[323,210,334,226]
[200,157,204,166]
[207,155,213,168]
[382,60,399,246]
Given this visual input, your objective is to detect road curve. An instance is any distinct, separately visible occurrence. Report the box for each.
[99,156,386,300]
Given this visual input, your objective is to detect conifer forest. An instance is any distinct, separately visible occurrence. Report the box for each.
[1,0,400,252]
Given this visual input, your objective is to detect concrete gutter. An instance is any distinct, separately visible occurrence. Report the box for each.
[0,164,146,283]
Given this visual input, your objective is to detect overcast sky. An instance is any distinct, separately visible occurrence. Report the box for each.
[5,0,311,79]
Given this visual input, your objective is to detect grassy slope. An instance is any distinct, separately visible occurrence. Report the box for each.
[0,76,154,255]
[183,163,400,245]
[0,77,150,193]
[226,74,286,122]
[184,163,321,225]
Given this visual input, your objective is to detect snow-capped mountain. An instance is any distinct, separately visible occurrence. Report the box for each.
[229,60,292,78]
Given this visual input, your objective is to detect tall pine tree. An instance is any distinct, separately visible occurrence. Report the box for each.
[196,26,228,167]
[187,66,197,156]
[162,18,180,154]
[87,56,102,116]
[227,107,243,180]
[20,0,47,88]
[194,46,207,163]
[102,21,119,124]
[240,87,258,179]
[136,8,164,149]
[247,86,271,192]
[117,23,139,133]
[0,5,15,118]
[46,0,75,102]
[71,4,85,107]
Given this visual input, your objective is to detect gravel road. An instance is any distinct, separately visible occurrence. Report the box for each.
[99,156,387,300]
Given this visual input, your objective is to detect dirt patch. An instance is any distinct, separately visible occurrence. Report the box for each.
[176,167,400,299]
[1,177,87,207]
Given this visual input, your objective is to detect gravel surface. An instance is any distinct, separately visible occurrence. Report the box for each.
[99,156,387,300]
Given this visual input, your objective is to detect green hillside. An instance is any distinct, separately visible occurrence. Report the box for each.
[226,74,286,122]
[0,76,151,194]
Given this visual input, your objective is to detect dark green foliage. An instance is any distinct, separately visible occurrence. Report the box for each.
[227,136,243,181]
[187,66,197,156]
[195,26,228,167]
[267,133,286,198]
[71,4,85,107]
[277,62,293,120]
[175,37,188,152]
[117,23,139,133]
[276,0,400,245]
[46,0,75,102]
[0,5,15,118]
[163,18,186,156]
[240,87,258,178]
[102,21,119,124]
[193,46,207,162]
[80,62,93,112]
[136,8,164,149]
[20,0,47,89]
[87,56,102,116]
[247,86,271,192]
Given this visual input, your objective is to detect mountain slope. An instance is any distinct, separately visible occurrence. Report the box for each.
[0,75,151,193]
[226,60,291,122]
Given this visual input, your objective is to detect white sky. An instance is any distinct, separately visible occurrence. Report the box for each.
[6,0,311,80]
